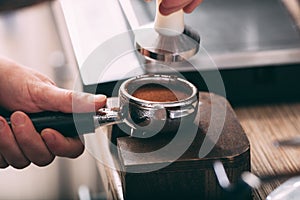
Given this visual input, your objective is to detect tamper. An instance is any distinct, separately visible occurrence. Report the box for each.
[135,0,200,63]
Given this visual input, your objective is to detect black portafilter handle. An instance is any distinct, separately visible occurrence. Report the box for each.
[4,111,96,137]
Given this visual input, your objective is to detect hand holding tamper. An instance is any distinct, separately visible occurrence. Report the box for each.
[135,0,200,63]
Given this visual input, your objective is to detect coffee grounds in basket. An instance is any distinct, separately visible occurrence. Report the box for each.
[132,84,189,102]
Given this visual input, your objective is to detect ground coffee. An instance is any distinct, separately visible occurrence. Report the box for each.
[132,84,189,102]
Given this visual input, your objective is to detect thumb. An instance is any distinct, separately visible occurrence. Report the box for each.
[39,86,106,113]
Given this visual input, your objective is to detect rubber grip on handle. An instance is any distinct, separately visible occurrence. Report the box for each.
[4,111,95,137]
[154,0,185,36]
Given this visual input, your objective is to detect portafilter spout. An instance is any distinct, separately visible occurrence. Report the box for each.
[135,0,200,63]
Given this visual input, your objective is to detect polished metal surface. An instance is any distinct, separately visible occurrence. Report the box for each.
[128,0,300,53]
[118,74,199,136]
[93,74,199,136]
[133,0,200,63]
[127,0,300,72]
[123,0,300,70]
[95,108,123,127]
[54,0,300,84]
[135,26,200,62]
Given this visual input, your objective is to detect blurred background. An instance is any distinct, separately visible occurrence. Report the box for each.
[0,0,299,199]
[0,3,102,200]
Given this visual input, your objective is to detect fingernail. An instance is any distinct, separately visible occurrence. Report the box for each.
[89,94,106,103]
[11,112,26,126]
[95,94,106,102]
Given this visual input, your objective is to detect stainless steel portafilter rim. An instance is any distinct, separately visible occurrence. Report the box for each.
[119,74,199,109]
[94,74,199,137]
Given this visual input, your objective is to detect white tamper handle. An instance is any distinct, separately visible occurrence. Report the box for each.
[154,0,185,36]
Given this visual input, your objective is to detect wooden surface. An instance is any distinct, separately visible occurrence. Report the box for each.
[235,102,300,199]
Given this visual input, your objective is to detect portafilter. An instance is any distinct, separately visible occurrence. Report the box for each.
[4,74,199,138]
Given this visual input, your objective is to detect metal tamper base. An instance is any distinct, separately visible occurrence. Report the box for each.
[135,25,200,63]
[135,0,200,63]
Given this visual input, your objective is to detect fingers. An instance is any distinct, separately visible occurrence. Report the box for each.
[41,129,84,158]
[159,0,202,15]
[0,115,30,169]
[0,111,84,169]
[10,112,55,167]
[160,0,191,15]
[0,112,56,169]
[34,85,107,113]
[183,0,203,13]
[160,0,192,9]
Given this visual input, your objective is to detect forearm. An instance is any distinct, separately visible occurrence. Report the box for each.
[0,0,52,11]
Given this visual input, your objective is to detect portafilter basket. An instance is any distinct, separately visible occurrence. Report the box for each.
[109,74,199,137]
[4,75,199,138]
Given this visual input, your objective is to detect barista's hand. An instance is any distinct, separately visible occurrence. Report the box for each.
[159,0,203,15]
[0,57,106,169]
